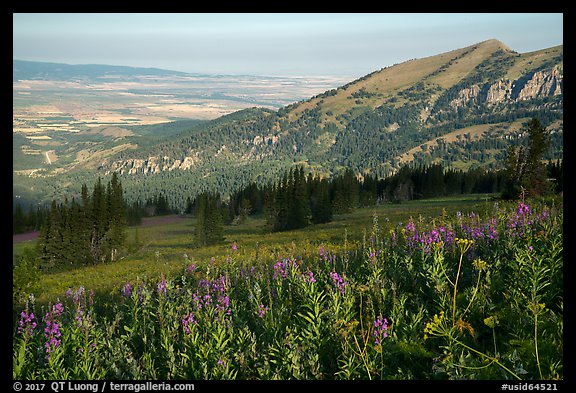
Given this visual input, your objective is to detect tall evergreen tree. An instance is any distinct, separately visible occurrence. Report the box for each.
[13,203,25,234]
[289,166,311,229]
[524,118,552,197]
[193,192,224,247]
[502,118,552,199]
[106,172,127,261]
[311,177,332,224]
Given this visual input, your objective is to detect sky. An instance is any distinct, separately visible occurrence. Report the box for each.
[13,13,563,78]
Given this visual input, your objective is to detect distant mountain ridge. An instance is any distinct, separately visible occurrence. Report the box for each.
[13,59,190,81]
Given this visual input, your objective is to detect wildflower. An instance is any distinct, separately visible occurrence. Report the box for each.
[303,271,316,284]
[157,279,168,295]
[273,260,288,280]
[216,294,231,315]
[423,311,445,340]
[75,309,84,327]
[186,264,196,275]
[202,294,213,307]
[455,238,474,254]
[121,282,133,298]
[44,303,64,357]
[257,303,268,318]
[405,220,416,233]
[182,312,198,334]
[44,320,62,354]
[192,292,202,310]
[330,271,347,295]
[52,302,64,317]
[18,310,37,337]
[231,242,238,251]
[517,202,531,216]
[472,258,488,272]
[483,315,499,329]
[373,315,389,345]
[369,250,377,262]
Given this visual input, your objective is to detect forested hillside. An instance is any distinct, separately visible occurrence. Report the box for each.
[14,40,563,210]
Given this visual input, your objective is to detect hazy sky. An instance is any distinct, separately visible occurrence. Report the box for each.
[13,13,563,77]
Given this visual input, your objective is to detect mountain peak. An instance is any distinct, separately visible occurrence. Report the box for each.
[476,38,513,52]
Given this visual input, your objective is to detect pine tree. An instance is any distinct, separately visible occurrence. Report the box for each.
[106,172,127,262]
[193,192,224,247]
[502,118,552,199]
[13,202,25,234]
[290,166,310,229]
[311,177,332,224]
[524,118,552,197]
[90,177,107,263]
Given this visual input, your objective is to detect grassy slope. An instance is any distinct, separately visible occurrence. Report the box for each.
[286,39,512,126]
[14,194,498,307]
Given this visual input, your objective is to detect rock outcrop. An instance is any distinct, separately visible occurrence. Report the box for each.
[450,66,562,109]
[102,155,200,175]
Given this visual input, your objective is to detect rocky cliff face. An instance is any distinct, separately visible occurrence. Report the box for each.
[450,65,563,109]
[102,154,200,175]
[515,66,563,100]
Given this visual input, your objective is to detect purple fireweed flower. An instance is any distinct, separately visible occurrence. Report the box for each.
[231,243,238,251]
[217,294,231,312]
[203,294,213,307]
[303,271,316,283]
[18,310,37,337]
[182,312,198,334]
[257,303,268,318]
[75,309,84,327]
[517,202,531,216]
[121,282,133,298]
[487,218,498,241]
[136,284,146,302]
[192,292,202,310]
[405,220,416,233]
[330,271,346,295]
[373,315,389,345]
[214,275,230,294]
[52,302,64,317]
[157,279,168,295]
[193,276,233,325]
[369,250,377,262]
[44,320,62,352]
[273,260,288,280]
[198,278,210,291]
[44,303,64,357]
[319,246,336,265]
[272,259,298,279]
[186,264,196,275]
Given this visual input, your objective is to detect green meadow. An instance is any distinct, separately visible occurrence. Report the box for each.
[15,194,497,308]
